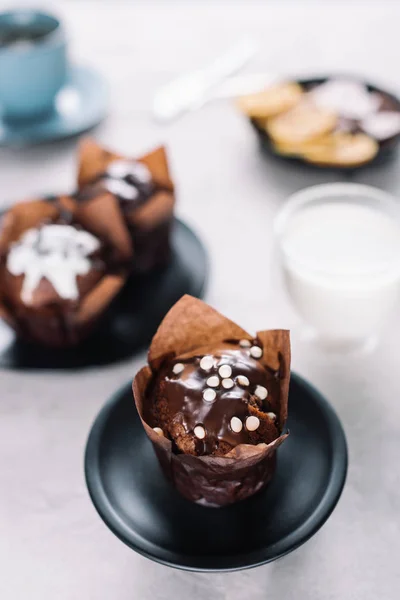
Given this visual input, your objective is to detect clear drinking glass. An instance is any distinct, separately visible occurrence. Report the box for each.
[274,183,400,352]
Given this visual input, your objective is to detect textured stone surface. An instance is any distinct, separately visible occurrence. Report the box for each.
[1,0,400,598]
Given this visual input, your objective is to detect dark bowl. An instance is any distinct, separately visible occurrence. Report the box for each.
[84,374,348,572]
[250,76,400,171]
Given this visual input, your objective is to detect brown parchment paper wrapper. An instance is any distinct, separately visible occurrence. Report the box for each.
[0,195,132,347]
[133,295,291,507]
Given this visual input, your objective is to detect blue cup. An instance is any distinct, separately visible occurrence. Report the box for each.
[0,10,67,121]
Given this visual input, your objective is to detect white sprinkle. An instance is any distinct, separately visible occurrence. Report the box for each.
[254,385,268,400]
[250,346,263,359]
[172,363,184,375]
[246,416,260,431]
[222,378,234,389]
[239,339,251,348]
[104,178,139,201]
[131,161,152,183]
[267,412,277,421]
[194,425,206,439]
[230,416,243,433]
[107,160,134,179]
[218,364,232,378]
[200,355,214,371]
[153,427,164,437]
[237,375,250,387]
[206,375,220,388]
[107,159,152,183]
[203,388,217,402]
[7,224,100,304]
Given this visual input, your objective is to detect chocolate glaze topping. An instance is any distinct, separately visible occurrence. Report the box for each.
[153,340,282,455]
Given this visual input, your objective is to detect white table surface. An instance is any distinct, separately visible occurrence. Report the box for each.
[1,1,400,598]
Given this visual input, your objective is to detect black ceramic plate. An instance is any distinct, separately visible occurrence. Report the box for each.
[85,373,348,572]
[251,76,400,171]
[0,219,208,369]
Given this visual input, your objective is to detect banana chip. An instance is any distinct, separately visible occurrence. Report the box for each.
[266,102,338,146]
[272,139,312,156]
[302,132,379,166]
[237,82,303,119]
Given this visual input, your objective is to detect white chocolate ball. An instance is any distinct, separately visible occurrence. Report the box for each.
[246,416,260,431]
[239,339,251,347]
[218,364,232,378]
[200,355,214,371]
[203,388,217,402]
[254,385,268,400]
[237,375,250,387]
[172,363,184,375]
[222,378,234,389]
[250,346,263,358]
[206,375,220,388]
[194,425,206,439]
[230,416,243,433]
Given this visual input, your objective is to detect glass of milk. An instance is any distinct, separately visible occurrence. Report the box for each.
[275,183,400,351]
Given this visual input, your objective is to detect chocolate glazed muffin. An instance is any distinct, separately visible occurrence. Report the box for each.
[76,138,175,274]
[152,341,281,457]
[133,295,291,507]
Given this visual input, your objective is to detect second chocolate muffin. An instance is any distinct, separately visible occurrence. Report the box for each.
[76,138,175,274]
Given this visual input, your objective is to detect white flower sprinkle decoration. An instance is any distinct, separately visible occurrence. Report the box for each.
[6,224,100,305]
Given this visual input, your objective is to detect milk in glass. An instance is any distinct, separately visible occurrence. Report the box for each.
[277,190,400,345]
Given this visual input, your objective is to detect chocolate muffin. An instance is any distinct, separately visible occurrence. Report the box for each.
[152,341,281,457]
[133,295,291,507]
[0,196,131,347]
[76,138,175,273]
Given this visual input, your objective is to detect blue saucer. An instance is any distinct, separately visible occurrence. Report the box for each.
[0,65,108,146]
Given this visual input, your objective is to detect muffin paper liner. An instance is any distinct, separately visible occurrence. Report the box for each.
[133,295,290,507]
[0,196,131,347]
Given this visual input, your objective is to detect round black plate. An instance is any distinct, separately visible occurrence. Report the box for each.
[0,219,208,369]
[85,373,348,572]
[251,76,400,171]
